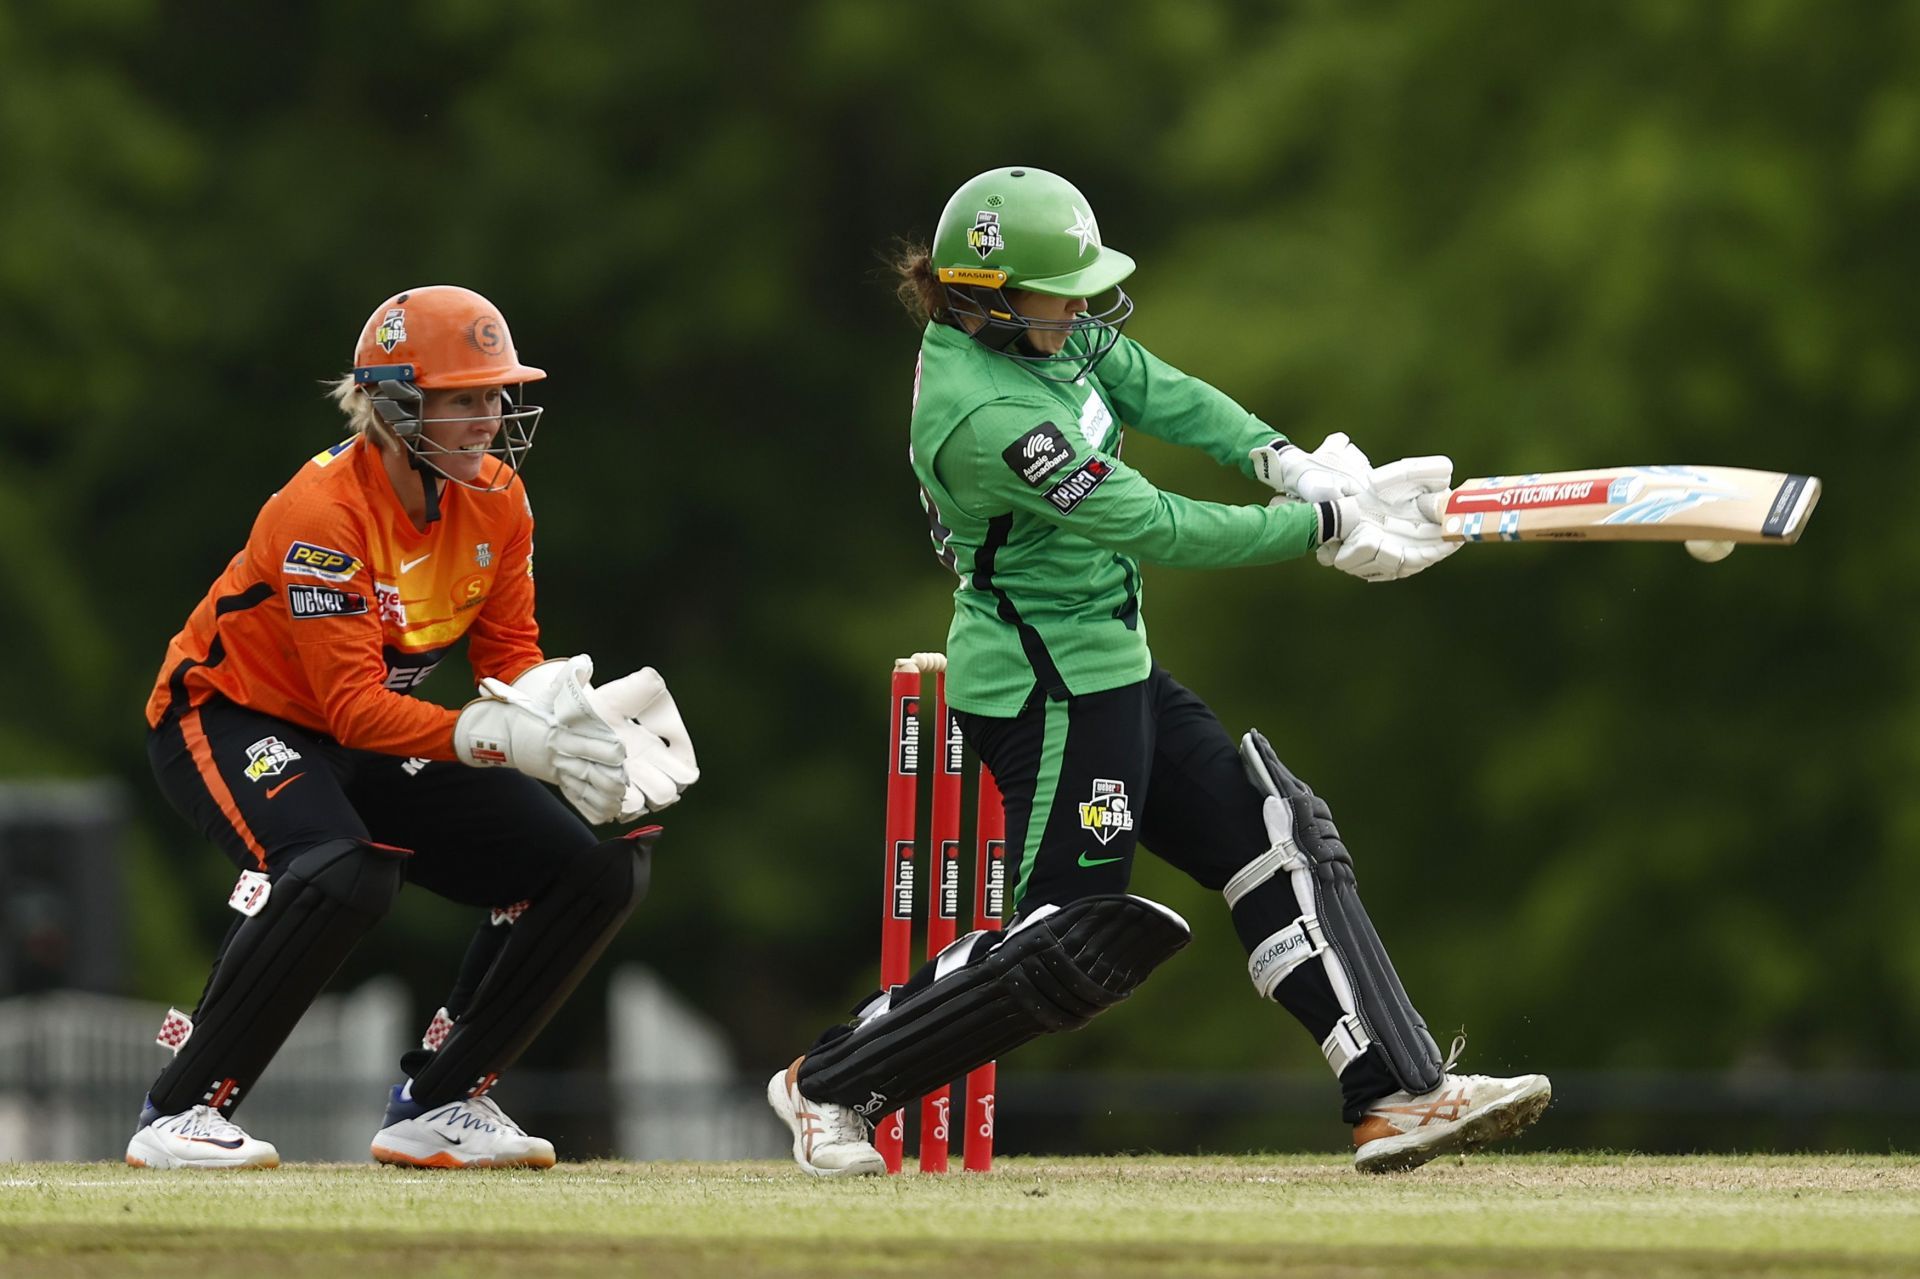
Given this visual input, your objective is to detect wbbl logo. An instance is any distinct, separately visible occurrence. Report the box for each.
[1078,778,1134,844]
[375,306,407,353]
[968,210,1004,259]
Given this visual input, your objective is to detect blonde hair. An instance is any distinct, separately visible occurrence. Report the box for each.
[324,373,409,454]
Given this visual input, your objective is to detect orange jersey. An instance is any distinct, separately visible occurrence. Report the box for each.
[145,435,544,759]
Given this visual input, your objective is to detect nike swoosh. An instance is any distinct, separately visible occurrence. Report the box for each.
[400,553,431,574]
[265,773,306,799]
[185,1136,246,1149]
[1077,852,1123,868]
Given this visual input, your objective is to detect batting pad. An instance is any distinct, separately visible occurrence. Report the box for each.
[147,838,406,1117]
[409,828,656,1106]
[798,893,1191,1117]
[1236,730,1444,1096]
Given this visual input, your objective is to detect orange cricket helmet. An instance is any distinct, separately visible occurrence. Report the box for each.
[348,286,545,514]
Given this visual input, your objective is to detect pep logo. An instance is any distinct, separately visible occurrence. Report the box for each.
[283,541,363,583]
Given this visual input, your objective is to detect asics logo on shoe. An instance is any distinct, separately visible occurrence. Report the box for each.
[1371,1089,1472,1127]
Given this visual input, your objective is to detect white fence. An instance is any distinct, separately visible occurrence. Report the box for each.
[0,966,782,1163]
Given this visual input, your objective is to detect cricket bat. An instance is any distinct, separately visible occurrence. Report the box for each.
[1414,465,1822,544]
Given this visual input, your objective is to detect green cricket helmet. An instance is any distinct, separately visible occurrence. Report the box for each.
[930,167,1136,382]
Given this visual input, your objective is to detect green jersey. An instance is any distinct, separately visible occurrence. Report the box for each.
[910,321,1319,716]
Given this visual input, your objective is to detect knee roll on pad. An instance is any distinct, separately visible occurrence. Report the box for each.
[149,838,405,1116]
[409,828,656,1105]
[1229,730,1443,1096]
[797,893,1191,1117]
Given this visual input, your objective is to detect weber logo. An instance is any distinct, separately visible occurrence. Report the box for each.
[943,708,964,775]
[890,841,915,919]
[984,839,1007,919]
[1001,422,1075,488]
[1044,459,1114,515]
[287,584,368,619]
[938,842,961,920]
[896,695,920,775]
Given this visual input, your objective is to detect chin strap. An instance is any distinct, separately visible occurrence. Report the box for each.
[409,450,444,524]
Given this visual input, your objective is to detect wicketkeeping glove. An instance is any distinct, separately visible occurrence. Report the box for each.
[588,668,700,821]
[454,654,629,823]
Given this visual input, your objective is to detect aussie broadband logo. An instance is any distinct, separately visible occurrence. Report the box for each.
[287,584,368,619]
[1002,422,1074,487]
[283,541,363,582]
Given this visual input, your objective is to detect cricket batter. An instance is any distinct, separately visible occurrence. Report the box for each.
[130,285,697,1169]
[769,168,1550,1175]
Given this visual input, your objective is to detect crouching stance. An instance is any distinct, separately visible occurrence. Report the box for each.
[771,167,1546,1175]
[130,287,697,1170]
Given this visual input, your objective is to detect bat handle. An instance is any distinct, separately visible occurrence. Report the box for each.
[1416,489,1452,524]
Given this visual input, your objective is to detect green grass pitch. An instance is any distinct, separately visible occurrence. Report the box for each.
[5,1154,1919,1277]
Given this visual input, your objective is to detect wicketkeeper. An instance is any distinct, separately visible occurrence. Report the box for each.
[131,285,697,1169]
[768,168,1550,1175]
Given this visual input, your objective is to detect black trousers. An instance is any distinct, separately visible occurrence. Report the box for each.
[150,698,596,904]
[148,697,599,1079]
[956,665,1404,1121]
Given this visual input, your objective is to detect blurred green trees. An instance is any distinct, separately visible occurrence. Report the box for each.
[0,0,1908,1083]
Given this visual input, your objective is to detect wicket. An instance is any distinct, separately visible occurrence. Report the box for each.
[879,653,1007,1174]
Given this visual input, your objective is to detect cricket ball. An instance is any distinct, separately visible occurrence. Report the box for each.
[1685,539,1736,563]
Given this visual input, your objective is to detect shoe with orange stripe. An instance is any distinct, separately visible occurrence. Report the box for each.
[126,1101,280,1170]
[1352,1070,1552,1174]
[369,1086,556,1169]
[766,1057,885,1177]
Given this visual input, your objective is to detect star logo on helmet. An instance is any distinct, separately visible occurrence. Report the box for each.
[1063,207,1100,256]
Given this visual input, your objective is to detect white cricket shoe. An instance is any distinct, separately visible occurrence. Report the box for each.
[370,1086,556,1169]
[1352,1070,1552,1173]
[767,1057,886,1177]
[126,1102,279,1170]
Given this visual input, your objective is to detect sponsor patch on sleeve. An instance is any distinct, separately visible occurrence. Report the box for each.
[1001,421,1076,488]
[283,541,364,582]
[287,584,369,619]
[1043,459,1114,515]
